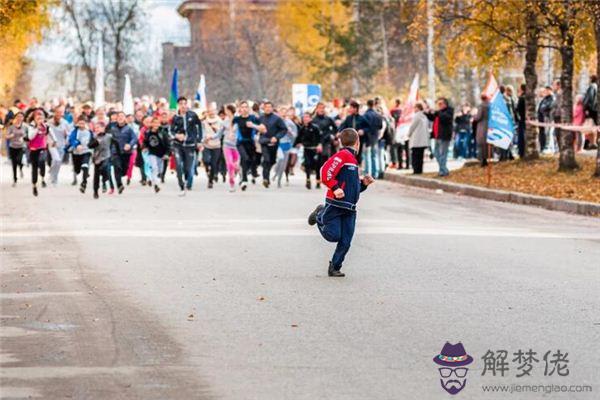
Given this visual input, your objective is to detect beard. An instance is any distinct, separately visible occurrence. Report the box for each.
[441,378,466,395]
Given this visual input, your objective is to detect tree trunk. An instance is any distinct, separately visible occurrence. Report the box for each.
[114,31,123,99]
[557,18,578,171]
[594,7,600,177]
[523,5,540,161]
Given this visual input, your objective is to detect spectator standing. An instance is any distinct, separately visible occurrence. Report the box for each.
[426,98,454,177]
[407,103,429,174]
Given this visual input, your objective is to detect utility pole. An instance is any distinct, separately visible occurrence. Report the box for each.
[427,0,435,101]
[352,0,360,96]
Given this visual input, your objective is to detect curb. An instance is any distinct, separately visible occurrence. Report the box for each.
[384,172,600,217]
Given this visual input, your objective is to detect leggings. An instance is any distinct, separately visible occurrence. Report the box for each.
[30,149,46,185]
[8,147,23,182]
[127,149,137,179]
[93,159,111,193]
[223,146,240,188]
[274,147,290,185]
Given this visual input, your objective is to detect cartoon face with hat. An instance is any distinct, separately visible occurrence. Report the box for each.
[433,342,473,395]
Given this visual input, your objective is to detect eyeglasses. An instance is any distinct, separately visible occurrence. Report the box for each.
[439,368,468,378]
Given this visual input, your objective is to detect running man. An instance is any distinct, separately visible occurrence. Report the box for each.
[256,101,287,188]
[171,96,203,195]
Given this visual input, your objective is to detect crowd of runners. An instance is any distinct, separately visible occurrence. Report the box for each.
[0,95,407,198]
[1,75,598,199]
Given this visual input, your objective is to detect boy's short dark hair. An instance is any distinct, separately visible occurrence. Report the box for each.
[177,96,187,103]
[340,128,359,147]
[349,101,359,110]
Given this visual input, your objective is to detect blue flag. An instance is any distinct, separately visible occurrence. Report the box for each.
[484,74,514,150]
[169,68,179,110]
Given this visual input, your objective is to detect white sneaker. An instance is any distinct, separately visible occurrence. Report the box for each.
[229,187,236,193]
[178,189,186,197]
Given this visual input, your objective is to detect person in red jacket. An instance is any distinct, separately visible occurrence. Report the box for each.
[307,128,374,277]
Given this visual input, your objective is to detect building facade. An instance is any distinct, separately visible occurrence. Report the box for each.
[161,0,277,101]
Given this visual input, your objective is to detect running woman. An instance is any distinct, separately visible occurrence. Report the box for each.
[6,111,27,187]
[27,110,50,196]
[219,104,240,192]
[47,105,70,185]
[202,105,223,189]
[67,115,93,194]
[274,106,297,188]
[307,128,374,277]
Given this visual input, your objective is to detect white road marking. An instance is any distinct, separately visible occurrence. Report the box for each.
[1,228,598,240]
[0,366,195,380]
[0,292,83,299]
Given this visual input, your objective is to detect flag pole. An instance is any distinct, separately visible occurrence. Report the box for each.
[486,144,492,187]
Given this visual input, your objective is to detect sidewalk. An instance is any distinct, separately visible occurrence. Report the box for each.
[384,169,600,216]
[388,157,465,175]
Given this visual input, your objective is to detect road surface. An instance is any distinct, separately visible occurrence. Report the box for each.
[1,167,599,399]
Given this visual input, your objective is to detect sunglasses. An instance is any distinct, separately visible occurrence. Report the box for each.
[439,367,468,378]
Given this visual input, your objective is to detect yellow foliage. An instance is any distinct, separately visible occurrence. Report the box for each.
[0,0,53,103]
[276,0,351,93]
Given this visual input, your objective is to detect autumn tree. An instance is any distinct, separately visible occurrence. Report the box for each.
[0,0,53,103]
[582,1,600,178]
[439,0,542,161]
[58,0,145,100]
[537,0,589,172]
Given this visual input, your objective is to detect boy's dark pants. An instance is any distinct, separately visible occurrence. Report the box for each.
[317,204,356,269]
[93,159,111,193]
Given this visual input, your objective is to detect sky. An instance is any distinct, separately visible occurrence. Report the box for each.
[28,0,190,66]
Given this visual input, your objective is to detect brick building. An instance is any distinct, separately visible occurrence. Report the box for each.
[161,0,278,101]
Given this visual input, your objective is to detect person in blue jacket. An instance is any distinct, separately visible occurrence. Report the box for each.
[107,111,137,193]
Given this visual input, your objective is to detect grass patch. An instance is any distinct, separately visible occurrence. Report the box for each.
[427,156,600,203]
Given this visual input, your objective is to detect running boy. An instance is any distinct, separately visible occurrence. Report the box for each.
[307,128,374,277]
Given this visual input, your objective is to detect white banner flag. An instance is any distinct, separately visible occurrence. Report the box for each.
[123,74,134,115]
[395,74,420,142]
[94,43,105,108]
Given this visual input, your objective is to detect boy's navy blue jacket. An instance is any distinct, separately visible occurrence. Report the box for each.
[320,147,368,211]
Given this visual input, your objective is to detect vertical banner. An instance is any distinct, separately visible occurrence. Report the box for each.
[292,84,321,115]
[195,74,207,111]
[94,43,105,108]
[395,74,420,142]
[123,74,134,115]
[483,73,514,150]
[169,68,179,110]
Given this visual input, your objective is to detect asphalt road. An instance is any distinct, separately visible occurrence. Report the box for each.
[1,165,599,400]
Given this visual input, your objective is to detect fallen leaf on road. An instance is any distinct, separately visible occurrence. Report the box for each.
[257,296,265,301]
[291,324,298,328]
[187,314,194,321]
